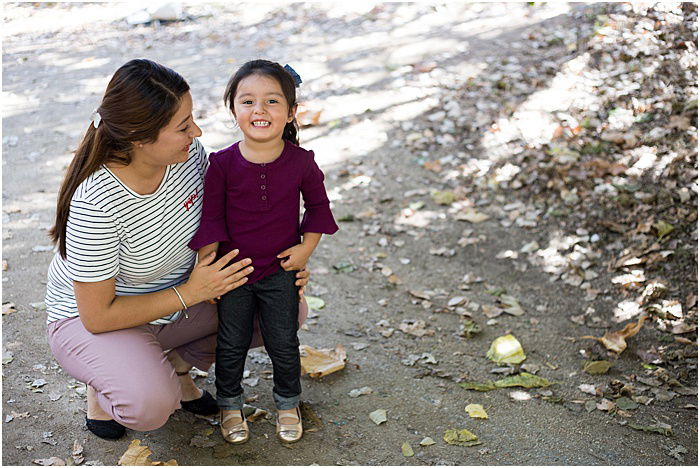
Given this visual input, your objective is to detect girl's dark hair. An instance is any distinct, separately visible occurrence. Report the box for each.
[223,59,299,145]
[49,58,190,258]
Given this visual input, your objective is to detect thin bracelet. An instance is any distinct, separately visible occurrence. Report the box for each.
[171,286,189,318]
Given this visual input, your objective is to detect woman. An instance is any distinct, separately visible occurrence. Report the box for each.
[45,58,309,439]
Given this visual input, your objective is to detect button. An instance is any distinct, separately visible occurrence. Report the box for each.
[260,174,266,179]
[261,195,267,200]
[261,185,266,190]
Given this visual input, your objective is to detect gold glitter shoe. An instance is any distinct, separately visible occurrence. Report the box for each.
[220,410,249,444]
[276,407,303,443]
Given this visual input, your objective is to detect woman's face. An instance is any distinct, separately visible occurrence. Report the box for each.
[135,91,202,166]
[232,74,295,145]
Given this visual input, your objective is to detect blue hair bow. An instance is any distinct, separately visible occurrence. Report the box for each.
[284,64,302,87]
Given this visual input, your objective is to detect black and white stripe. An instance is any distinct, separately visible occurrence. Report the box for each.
[45,139,209,325]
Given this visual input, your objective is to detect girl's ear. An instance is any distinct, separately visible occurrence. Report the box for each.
[287,104,298,123]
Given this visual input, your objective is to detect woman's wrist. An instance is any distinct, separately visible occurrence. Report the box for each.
[176,282,198,307]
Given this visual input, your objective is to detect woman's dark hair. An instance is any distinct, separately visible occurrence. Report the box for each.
[49,58,190,258]
[223,59,299,145]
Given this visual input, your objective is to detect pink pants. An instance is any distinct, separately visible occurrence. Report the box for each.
[47,300,307,431]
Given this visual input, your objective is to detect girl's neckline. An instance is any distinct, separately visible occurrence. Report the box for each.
[235,140,289,167]
[102,164,171,198]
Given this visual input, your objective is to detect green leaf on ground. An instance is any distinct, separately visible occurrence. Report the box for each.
[627,422,673,436]
[333,261,357,273]
[494,372,551,389]
[654,220,674,239]
[498,295,525,316]
[459,381,497,392]
[305,296,325,310]
[486,334,526,364]
[460,319,482,338]
[615,397,639,410]
[443,429,481,447]
[583,360,613,375]
[431,190,455,205]
[337,214,355,222]
[465,404,488,419]
[420,437,436,446]
[401,442,414,457]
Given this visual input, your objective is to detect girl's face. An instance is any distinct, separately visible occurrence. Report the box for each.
[135,91,202,166]
[233,74,295,145]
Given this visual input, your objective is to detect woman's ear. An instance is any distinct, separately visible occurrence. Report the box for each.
[288,104,298,123]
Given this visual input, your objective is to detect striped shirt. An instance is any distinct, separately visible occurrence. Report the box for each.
[45,139,208,324]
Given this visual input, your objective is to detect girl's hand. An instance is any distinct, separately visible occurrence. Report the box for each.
[182,249,252,304]
[295,267,310,299]
[277,244,312,272]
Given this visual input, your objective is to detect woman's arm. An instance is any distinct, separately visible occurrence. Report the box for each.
[75,249,251,333]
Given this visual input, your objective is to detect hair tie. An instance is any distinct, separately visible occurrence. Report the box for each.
[91,110,102,129]
[284,64,302,87]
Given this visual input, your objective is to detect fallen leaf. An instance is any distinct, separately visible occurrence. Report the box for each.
[583,360,613,375]
[459,381,497,392]
[615,397,639,410]
[578,384,598,396]
[627,422,673,436]
[2,302,17,316]
[408,290,433,300]
[32,457,65,466]
[305,296,325,310]
[72,440,84,465]
[401,442,414,457]
[581,315,647,353]
[486,334,526,364]
[465,404,488,419]
[348,386,373,398]
[455,209,490,223]
[443,428,481,447]
[369,409,387,425]
[300,344,347,378]
[654,220,674,239]
[399,319,434,337]
[498,295,525,316]
[118,439,177,466]
[431,190,455,205]
[509,390,532,401]
[419,437,436,446]
[460,319,482,338]
[494,372,551,389]
[597,398,615,411]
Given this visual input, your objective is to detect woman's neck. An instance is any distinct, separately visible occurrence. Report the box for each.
[106,159,166,195]
[239,139,285,164]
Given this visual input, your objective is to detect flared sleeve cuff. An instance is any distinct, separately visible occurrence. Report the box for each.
[187,224,230,251]
[300,207,339,236]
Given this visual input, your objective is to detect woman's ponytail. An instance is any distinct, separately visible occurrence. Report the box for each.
[49,59,190,258]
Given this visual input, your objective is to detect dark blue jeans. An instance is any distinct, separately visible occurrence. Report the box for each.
[215,268,301,411]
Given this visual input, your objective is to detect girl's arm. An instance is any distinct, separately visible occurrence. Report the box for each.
[75,249,251,333]
[197,242,219,262]
[277,232,321,271]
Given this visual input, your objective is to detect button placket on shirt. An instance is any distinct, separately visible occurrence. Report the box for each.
[259,163,269,208]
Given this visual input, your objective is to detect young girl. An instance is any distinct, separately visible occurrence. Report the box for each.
[188,60,338,444]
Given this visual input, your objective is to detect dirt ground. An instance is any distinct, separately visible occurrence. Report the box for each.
[2,2,697,466]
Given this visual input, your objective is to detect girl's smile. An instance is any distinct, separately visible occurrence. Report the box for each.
[233,74,294,145]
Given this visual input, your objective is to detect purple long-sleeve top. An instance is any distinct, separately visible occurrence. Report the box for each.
[188,141,338,285]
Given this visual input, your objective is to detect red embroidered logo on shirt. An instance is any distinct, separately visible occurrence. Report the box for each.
[183,187,199,211]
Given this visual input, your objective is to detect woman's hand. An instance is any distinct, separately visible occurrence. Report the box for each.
[182,249,252,304]
[295,267,310,299]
